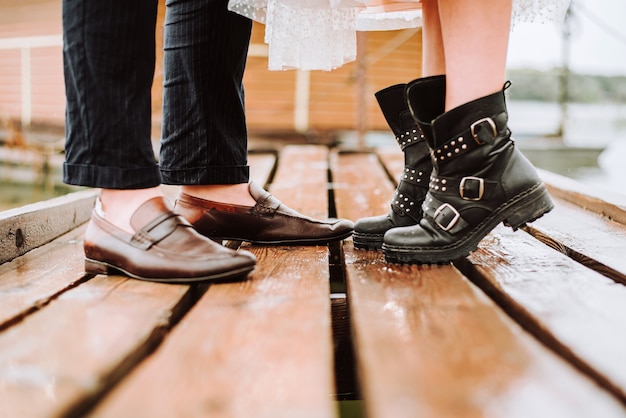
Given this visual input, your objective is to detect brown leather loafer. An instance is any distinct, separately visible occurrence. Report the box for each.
[175,182,354,245]
[84,197,256,283]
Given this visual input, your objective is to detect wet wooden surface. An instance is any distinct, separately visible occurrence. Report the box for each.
[2,145,626,417]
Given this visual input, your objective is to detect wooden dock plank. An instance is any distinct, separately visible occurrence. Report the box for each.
[460,224,626,404]
[248,151,278,189]
[331,151,394,222]
[0,226,87,330]
[376,147,404,184]
[0,275,192,418]
[539,169,626,226]
[0,189,97,264]
[90,145,337,418]
[331,150,626,417]
[344,248,625,417]
[524,194,626,285]
[266,145,330,219]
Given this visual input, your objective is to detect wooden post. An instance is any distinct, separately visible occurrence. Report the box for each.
[356,31,368,149]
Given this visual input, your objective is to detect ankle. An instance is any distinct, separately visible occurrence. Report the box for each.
[181,183,256,206]
[98,187,164,233]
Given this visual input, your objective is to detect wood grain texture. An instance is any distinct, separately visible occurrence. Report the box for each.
[331,151,626,417]
[0,225,87,330]
[462,224,626,403]
[330,151,394,222]
[268,145,329,219]
[0,189,97,264]
[539,169,626,225]
[0,275,191,418]
[525,199,626,285]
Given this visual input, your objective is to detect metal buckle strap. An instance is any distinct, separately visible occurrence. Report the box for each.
[430,175,499,201]
[470,117,497,145]
[433,203,461,232]
[459,176,484,201]
[434,116,502,163]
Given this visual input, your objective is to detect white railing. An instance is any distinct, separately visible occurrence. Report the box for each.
[0,35,63,127]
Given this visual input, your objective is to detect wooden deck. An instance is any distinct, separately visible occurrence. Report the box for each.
[2,144,626,417]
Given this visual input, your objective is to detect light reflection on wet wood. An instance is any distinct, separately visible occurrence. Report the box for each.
[0,275,191,418]
[346,247,624,417]
[0,226,88,329]
[525,200,626,285]
[464,225,626,404]
[539,169,626,226]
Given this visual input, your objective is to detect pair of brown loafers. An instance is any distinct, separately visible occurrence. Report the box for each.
[83,183,354,284]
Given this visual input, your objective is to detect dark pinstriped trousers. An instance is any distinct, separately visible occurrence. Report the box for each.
[62,0,253,189]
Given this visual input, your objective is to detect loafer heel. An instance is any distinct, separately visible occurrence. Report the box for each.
[85,258,111,275]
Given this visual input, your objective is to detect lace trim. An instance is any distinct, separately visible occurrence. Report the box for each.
[229,0,571,71]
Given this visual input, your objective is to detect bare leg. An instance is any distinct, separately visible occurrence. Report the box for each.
[98,187,164,233]
[437,0,512,110]
[100,183,258,234]
[421,0,445,77]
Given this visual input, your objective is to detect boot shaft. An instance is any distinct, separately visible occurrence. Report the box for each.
[405,75,446,148]
[432,87,509,149]
[375,83,429,167]
[430,86,513,177]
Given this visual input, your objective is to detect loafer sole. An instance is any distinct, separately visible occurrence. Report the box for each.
[85,258,255,284]
[212,230,354,246]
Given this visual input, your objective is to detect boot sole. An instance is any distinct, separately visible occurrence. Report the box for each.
[353,232,384,250]
[382,182,554,264]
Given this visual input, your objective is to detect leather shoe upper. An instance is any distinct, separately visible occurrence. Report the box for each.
[175,182,354,245]
[84,197,256,283]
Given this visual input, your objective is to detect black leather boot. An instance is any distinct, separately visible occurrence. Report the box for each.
[382,79,554,264]
[353,78,441,250]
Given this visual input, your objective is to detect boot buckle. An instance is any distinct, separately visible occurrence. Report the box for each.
[460,176,485,201]
[470,118,497,145]
[433,203,460,232]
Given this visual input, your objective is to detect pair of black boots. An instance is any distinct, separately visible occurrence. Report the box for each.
[353,75,554,264]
